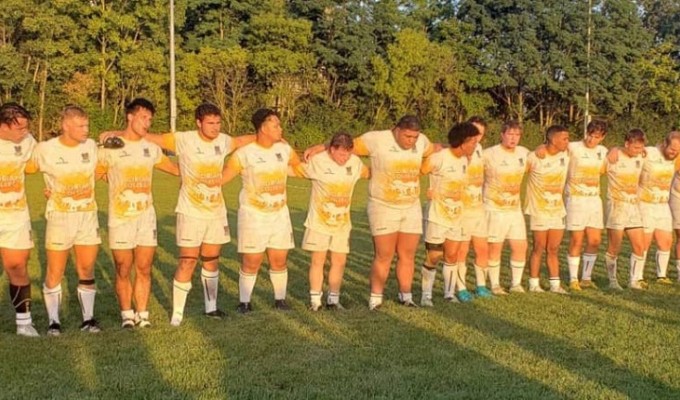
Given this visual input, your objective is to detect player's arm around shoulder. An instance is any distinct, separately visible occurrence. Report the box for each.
[222,148,243,185]
[230,133,256,152]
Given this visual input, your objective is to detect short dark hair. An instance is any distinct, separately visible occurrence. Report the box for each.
[587,119,607,136]
[501,120,522,134]
[125,98,155,116]
[195,103,221,121]
[329,131,354,150]
[625,128,646,144]
[448,122,479,148]
[0,102,31,126]
[545,125,568,143]
[395,115,421,131]
[61,104,88,121]
[251,108,279,132]
[467,116,488,129]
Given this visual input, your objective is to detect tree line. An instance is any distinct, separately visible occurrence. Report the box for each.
[1,0,679,147]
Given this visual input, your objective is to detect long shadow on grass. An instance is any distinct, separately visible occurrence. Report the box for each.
[429,298,680,398]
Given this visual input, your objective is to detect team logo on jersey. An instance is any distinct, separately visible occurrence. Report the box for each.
[81,153,90,163]
[256,156,266,164]
[143,148,150,157]
[214,146,222,155]
[276,153,283,162]
[119,150,131,158]
[14,146,22,156]
[390,146,399,152]
[196,147,204,155]
[56,157,67,165]
[346,166,352,175]
[324,168,334,175]
[519,158,524,166]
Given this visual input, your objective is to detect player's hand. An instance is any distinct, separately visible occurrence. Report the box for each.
[43,188,51,199]
[303,144,326,162]
[607,147,620,164]
[534,144,547,159]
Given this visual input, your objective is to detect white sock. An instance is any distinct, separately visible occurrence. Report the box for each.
[269,269,288,300]
[474,264,487,287]
[567,256,580,282]
[201,268,219,313]
[239,270,257,303]
[638,251,648,281]
[421,265,436,299]
[121,309,134,321]
[510,260,525,287]
[327,292,340,305]
[77,286,96,322]
[442,262,458,298]
[172,280,192,319]
[43,283,62,325]
[630,254,645,284]
[549,277,561,290]
[398,292,413,303]
[605,253,617,282]
[136,310,149,321]
[16,312,32,326]
[369,292,383,309]
[656,250,670,278]
[488,260,501,287]
[529,277,540,289]
[582,253,597,280]
[456,262,468,291]
[310,291,322,307]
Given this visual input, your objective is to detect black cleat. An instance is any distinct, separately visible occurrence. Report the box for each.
[47,322,62,336]
[325,303,345,311]
[236,302,252,314]
[205,309,226,319]
[80,319,101,333]
[274,299,291,311]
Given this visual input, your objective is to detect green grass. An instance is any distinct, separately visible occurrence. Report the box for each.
[1,173,680,399]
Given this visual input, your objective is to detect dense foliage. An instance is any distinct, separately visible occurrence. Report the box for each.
[1,1,679,146]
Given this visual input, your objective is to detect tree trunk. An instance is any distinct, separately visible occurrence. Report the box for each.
[38,62,48,141]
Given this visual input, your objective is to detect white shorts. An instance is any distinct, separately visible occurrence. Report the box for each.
[367,200,422,236]
[45,211,101,251]
[486,210,527,243]
[109,206,158,249]
[424,220,464,244]
[176,213,231,248]
[0,220,33,250]
[605,201,643,230]
[461,211,487,241]
[640,202,672,233]
[529,214,566,231]
[566,196,604,231]
[302,228,350,254]
[237,207,294,253]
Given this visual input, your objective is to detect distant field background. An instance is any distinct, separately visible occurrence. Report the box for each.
[1,163,679,399]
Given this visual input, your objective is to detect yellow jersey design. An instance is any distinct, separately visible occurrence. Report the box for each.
[30,138,97,215]
[524,151,569,217]
[483,144,529,212]
[606,152,643,204]
[0,135,35,224]
[566,141,607,198]
[299,152,366,234]
[172,131,234,219]
[463,143,484,214]
[229,142,294,214]
[354,130,432,209]
[422,149,467,227]
[639,146,675,204]
[97,138,164,226]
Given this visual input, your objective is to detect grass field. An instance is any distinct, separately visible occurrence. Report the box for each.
[1,172,680,399]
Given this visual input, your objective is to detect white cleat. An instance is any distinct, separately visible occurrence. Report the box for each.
[170,313,183,327]
[609,280,624,291]
[17,324,40,337]
[510,285,527,293]
[420,296,434,307]
[549,285,569,295]
[528,285,545,293]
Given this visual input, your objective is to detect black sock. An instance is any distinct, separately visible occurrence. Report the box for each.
[10,284,31,313]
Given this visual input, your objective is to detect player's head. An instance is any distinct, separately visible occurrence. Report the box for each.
[60,105,89,144]
[252,108,282,141]
[448,122,479,157]
[0,102,31,143]
[467,115,487,141]
[663,131,680,161]
[125,98,155,136]
[195,103,222,140]
[328,131,354,166]
[545,125,570,152]
[585,119,607,148]
[393,115,421,150]
[623,128,646,157]
[500,120,522,149]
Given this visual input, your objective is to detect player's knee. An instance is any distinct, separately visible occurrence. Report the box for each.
[546,244,560,255]
[178,255,198,269]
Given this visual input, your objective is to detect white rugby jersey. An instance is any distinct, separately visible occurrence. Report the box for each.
[524,150,569,217]
[0,134,35,224]
[639,145,676,204]
[606,151,643,205]
[462,143,484,215]
[482,144,529,212]
[565,141,607,198]
[422,149,468,227]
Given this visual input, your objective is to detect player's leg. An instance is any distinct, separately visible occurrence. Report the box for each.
[238,252,264,313]
[369,233,398,309]
[267,248,291,310]
[132,245,156,326]
[528,229,547,292]
[546,228,566,293]
[73,243,100,332]
[653,229,672,282]
[308,250,327,311]
[112,249,135,327]
[395,232,420,306]
[326,251,348,309]
[625,227,646,289]
[580,227,602,288]
[605,228,624,290]
[43,249,69,333]
[1,247,38,336]
[199,243,224,317]
[171,245,200,325]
